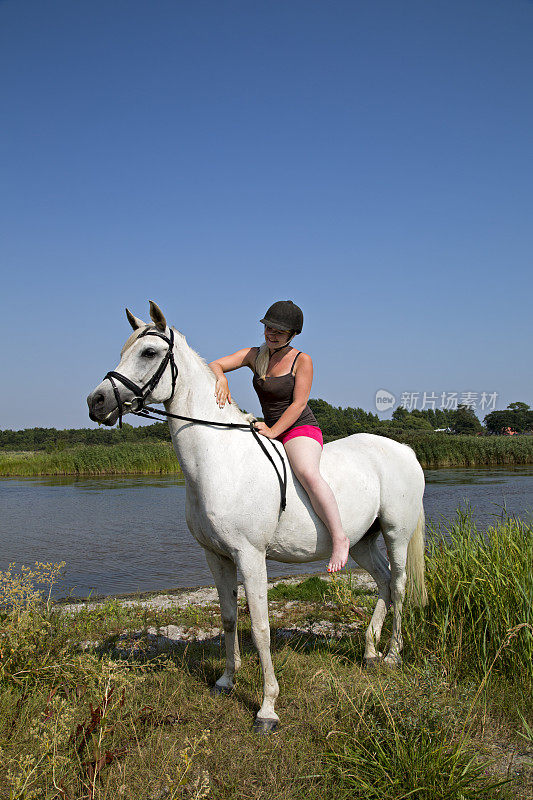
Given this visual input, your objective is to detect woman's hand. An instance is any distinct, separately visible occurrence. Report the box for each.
[214,377,232,408]
[209,347,257,409]
[253,421,275,438]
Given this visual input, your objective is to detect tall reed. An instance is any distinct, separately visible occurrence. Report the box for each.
[0,442,183,477]
[404,508,533,687]
[1,433,532,475]
[407,433,533,468]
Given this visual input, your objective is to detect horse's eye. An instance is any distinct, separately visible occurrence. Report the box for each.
[142,348,157,358]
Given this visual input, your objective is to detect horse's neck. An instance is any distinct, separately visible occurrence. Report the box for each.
[165,338,251,483]
[166,343,247,425]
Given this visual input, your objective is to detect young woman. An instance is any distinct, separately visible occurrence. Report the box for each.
[208,300,350,573]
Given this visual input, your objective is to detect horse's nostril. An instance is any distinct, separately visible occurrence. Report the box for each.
[93,393,105,408]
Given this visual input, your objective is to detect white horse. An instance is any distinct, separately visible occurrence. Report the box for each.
[87,302,426,733]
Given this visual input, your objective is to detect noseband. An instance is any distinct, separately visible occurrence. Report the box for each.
[104,327,178,428]
[101,325,287,510]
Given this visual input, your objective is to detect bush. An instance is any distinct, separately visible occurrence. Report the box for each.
[0,563,211,799]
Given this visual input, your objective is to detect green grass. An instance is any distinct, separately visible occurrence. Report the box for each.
[0,514,532,799]
[325,677,511,800]
[0,442,183,476]
[268,576,330,602]
[1,435,532,475]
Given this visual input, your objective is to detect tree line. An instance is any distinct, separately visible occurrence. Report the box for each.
[319,399,533,438]
[2,400,531,451]
[306,400,531,440]
[0,422,170,451]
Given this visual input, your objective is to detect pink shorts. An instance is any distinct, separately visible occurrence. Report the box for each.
[276,425,323,449]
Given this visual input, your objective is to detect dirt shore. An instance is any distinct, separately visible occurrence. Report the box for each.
[57,569,376,615]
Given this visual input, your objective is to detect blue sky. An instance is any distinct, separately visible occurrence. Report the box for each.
[1,0,532,429]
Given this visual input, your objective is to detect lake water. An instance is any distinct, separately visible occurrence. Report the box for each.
[1,467,532,598]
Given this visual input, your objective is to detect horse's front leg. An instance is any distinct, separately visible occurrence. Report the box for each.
[204,550,241,693]
[237,548,279,733]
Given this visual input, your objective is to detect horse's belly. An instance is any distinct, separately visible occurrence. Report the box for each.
[266,457,380,563]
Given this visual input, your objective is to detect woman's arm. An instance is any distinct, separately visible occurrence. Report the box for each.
[208,347,257,408]
[255,353,313,438]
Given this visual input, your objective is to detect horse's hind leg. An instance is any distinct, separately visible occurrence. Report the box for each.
[349,526,391,666]
[380,525,411,666]
[204,550,241,693]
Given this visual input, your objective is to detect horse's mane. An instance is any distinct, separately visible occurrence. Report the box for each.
[121,325,252,421]
[178,329,252,420]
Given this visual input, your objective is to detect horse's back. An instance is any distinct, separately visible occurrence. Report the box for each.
[267,433,421,562]
[321,432,424,527]
[321,432,421,483]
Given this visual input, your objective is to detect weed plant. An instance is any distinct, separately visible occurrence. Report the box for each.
[0,563,211,799]
[404,507,533,691]
[0,561,69,687]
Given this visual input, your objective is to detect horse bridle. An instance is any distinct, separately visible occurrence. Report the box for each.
[103,327,179,429]
[101,325,287,510]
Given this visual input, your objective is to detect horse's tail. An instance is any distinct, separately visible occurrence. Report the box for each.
[406,504,427,606]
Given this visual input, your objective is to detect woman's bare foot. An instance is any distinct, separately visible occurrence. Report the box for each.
[327,534,350,573]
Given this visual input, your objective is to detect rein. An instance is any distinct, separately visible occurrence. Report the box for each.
[102,327,287,511]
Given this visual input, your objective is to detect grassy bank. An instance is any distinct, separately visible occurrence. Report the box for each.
[401,433,533,468]
[0,441,183,477]
[0,513,531,799]
[1,434,532,476]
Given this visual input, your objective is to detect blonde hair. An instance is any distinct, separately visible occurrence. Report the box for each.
[254,334,295,379]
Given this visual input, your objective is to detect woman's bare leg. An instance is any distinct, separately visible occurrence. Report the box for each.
[283,436,350,572]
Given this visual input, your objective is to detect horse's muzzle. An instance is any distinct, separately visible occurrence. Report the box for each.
[87,388,120,426]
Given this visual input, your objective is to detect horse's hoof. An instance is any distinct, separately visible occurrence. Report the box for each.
[253,717,279,735]
[210,684,233,696]
[383,654,402,668]
[363,656,382,670]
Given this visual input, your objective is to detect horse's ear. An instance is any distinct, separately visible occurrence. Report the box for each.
[149,300,167,332]
[126,308,145,331]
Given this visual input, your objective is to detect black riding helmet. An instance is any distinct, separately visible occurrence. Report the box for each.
[260,300,303,335]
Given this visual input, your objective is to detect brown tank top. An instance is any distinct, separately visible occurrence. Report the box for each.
[252,351,319,433]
